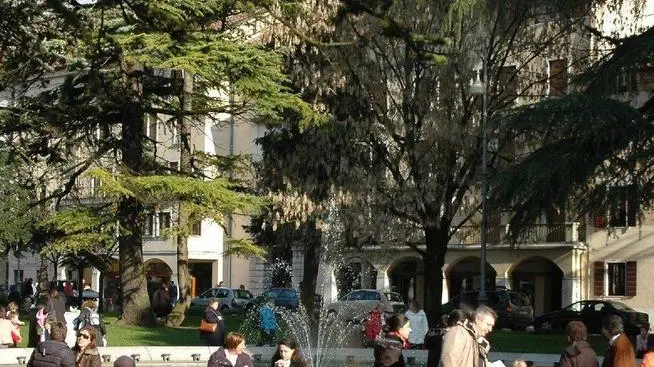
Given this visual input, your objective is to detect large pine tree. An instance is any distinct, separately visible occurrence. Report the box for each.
[0,0,315,325]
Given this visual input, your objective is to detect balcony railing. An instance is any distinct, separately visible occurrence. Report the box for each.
[449,222,582,246]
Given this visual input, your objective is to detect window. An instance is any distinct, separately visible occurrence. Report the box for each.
[608,262,626,296]
[384,292,403,303]
[14,270,23,284]
[169,121,180,146]
[347,291,363,301]
[90,177,102,196]
[609,186,637,227]
[143,213,155,237]
[363,291,381,301]
[594,261,637,297]
[159,212,171,231]
[215,289,230,298]
[549,59,567,96]
[564,302,583,312]
[168,161,179,171]
[144,114,158,141]
[191,220,202,236]
[200,289,215,298]
[497,66,518,103]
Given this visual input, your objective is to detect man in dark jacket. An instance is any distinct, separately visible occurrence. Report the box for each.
[559,321,599,367]
[27,321,75,367]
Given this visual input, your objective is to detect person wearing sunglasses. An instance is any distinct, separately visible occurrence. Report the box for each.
[72,327,101,367]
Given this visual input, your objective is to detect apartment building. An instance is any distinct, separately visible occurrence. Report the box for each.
[0,71,265,298]
[284,0,654,321]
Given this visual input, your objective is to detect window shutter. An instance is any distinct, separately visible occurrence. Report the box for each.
[626,261,637,297]
[594,261,605,296]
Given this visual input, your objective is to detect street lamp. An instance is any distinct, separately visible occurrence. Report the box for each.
[470,59,488,305]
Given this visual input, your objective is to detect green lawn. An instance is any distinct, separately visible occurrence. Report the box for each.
[19,311,613,356]
[489,331,609,355]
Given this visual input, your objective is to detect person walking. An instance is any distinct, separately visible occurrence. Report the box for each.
[426,309,467,367]
[637,327,650,359]
[404,299,429,349]
[258,300,278,346]
[72,326,101,367]
[200,298,225,346]
[207,332,253,367]
[152,283,172,318]
[373,314,411,367]
[47,288,67,325]
[168,281,178,307]
[27,321,75,367]
[0,307,16,348]
[601,315,636,367]
[440,305,497,367]
[558,321,599,367]
[74,300,107,347]
[271,338,308,367]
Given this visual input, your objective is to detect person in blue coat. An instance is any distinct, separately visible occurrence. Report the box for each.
[259,300,278,346]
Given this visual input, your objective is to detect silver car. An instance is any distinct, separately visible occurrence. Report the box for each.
[191,287,254,313]
[327,289,405,322]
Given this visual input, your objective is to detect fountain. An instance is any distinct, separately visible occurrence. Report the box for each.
[240,201,384,367]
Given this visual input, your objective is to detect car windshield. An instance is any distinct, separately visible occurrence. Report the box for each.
[270,289,296,298]
[564,302,583,312]
[509,292,530,306]
[235,290,252,299]
[384,292,403,303]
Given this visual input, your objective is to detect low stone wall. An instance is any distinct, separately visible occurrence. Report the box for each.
[0,346,571,367]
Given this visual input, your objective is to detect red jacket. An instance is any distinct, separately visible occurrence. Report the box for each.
[365,309,383,341]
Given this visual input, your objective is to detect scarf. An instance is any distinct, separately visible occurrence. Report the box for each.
[459,319,491,367]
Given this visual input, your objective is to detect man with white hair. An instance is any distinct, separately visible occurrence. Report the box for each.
[439,305,497,367]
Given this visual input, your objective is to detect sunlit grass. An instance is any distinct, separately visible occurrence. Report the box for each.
[18,310,613,355]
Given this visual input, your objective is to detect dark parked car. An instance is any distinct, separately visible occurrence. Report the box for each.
[441,289,533,330]
[532,300,649,335]
[246,288,300,311]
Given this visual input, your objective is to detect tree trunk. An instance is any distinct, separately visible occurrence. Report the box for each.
[300,221,321,314]
[423,225,448,327]
[117,68,150,326]
[166,70,193,327]
[38,257,48,292]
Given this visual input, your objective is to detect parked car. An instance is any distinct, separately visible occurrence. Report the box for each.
[327,289,405,322]
[441,289,533,330]
[191,287,254,313]
[246,288,300,311]
[532,300,649,335]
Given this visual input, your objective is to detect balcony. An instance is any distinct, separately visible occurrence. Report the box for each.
[449,222,584,246]
[58,183,108,207]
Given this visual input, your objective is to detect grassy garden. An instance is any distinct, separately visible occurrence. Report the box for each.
[17,310,610,355]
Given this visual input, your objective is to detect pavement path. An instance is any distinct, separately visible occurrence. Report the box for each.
[0,346,594,367]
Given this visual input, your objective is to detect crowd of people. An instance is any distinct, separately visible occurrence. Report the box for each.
[4,283,652,367]
[362,300,650,367]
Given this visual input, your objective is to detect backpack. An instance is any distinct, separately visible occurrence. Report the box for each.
[74,308,100,331]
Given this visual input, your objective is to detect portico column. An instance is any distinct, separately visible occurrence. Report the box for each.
[375,264,390,291]
[91,267,100,292]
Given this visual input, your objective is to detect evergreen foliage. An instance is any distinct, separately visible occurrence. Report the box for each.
[0,0,316,325]
[493,23,654,235]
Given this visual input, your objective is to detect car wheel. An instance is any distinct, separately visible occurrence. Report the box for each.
[221,305,229,313]
[540,320,552,330]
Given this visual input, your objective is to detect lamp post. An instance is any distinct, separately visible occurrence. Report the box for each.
[470,59,488,305]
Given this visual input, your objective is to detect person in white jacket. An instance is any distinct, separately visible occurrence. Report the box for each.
[404,299,429,349]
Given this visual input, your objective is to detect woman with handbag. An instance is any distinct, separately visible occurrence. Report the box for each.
[200,298,225,346]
